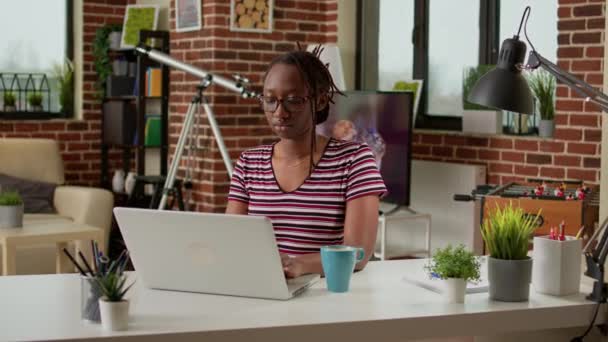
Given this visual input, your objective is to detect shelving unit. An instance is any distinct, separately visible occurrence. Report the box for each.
[100,30,170,192]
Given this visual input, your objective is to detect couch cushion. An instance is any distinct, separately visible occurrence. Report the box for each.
[0,138,65,184]
[0,173,57,213]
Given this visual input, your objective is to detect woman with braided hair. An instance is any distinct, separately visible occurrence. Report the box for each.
[226,45,387,278]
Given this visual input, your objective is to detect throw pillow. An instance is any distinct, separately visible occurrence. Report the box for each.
[0,173,57,213]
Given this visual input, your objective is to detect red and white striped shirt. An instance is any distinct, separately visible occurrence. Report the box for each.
[228,138,387,255]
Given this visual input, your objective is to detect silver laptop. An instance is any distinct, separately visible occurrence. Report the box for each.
[113,207,320,300]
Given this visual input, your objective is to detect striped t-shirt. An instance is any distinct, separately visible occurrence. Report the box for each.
[228,138,387,255]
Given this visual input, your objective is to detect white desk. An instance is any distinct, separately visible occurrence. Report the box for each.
[0,259,605,342]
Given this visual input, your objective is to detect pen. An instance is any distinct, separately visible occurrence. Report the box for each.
[575,226,585,240]
[62,248,87,276]
[559,221,566,241]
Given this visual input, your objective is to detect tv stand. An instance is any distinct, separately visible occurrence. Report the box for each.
[375,203,431,260]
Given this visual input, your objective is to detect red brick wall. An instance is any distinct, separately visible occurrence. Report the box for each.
[412,0,605,186]
[169,0,338,212]
[2,0,602,211]
[0,0,128,185]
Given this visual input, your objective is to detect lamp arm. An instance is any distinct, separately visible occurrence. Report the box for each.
[526,51,608,112]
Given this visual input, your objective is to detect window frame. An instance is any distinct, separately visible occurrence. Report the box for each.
[0,0,74,120]
[356,0,500,131]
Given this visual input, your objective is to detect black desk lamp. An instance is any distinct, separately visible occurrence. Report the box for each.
[468,5,608,303]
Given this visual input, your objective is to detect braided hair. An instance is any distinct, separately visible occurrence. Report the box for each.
[263,43,345,173]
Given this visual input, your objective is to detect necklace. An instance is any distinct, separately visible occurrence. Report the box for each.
[280,156,310,168]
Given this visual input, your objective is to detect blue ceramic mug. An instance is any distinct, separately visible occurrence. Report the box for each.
[320,245,365,293]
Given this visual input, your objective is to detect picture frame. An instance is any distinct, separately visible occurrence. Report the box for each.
[392,79,424,128]
[176,0,202,33]
[230,0,273,33]
[120,4,160,49]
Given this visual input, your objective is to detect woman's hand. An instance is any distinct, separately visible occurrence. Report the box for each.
[281,254,307,278]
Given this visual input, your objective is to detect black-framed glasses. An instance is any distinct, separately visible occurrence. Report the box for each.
[258,95,310,113]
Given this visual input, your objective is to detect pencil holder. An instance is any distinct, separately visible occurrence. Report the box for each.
[532,236,582,296]
[81,276,102,322]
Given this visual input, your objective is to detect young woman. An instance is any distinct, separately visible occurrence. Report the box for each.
[226,46,386,278]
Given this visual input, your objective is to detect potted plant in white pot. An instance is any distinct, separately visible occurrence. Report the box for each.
[3,92,16,112]
[28,92,43,112]
[96,268,135,331]
[462,65,502,134]
[0,190,24,228]
[425,244,481,303]
[528,70,556,138]
[481,203,540,302]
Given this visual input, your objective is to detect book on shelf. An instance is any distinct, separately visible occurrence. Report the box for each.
[145,67,162,97]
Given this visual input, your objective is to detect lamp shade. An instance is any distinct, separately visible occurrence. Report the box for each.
[307,44,346,91]
[468,37,535,114]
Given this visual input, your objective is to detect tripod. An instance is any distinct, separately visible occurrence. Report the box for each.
[157,76,234,210]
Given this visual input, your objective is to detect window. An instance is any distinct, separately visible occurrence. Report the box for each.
[377,0,414,91]
[358,0,558,130]
[0,0,73,118]
[427,0,479,117]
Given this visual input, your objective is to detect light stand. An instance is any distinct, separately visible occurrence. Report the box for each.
[134,44,257,210]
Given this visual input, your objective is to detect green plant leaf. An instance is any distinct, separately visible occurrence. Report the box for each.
[528,70,555,120]
[480,202,539,260]
[424,244,481,282]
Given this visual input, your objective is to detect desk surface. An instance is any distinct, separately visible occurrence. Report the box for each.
[0,259,604,342]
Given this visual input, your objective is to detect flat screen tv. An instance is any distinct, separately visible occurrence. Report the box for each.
[317,91,414,207]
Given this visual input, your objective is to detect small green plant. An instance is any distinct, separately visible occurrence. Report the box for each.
[95,271,134,302]
[481,202,540,260]
[53,59,74,116]
[393,80,420,95]
[425,244,481,282]
[0,191,23,206]
[528,70,555,120]
[93,24,122,99]
[28,92,43,107]
[3,92,16,107]
[462,65,495,110]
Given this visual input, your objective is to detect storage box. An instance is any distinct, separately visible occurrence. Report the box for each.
[532,236,582,296]
[106,75,135,97]
[103,101,136,145]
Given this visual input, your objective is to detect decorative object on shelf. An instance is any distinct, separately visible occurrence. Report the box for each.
[112,170,126,193]
[176,0,202,32]
[3,91,16,112]
[121,5,160,49]
[24,73,51,112]
[505,110,536,135]
[125,172,137,195]
[393,79,423,128]
[424,244,481,303]
[462,65,502,134]
[93,24,122,99]
[230,0,273,33]
[528,69,556,138]
[108,31,122,50]
[0,190,23,228]
[53,59,74,116]
[27,92,43,112]
[481,202,540,302]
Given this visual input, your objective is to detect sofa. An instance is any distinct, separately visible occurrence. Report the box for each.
[0,138,113,274]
